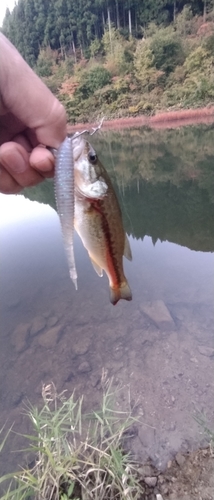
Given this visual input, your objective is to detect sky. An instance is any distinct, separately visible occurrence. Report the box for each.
[0,0,16,27]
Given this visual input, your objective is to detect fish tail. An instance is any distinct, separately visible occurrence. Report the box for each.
[110,281,132,305]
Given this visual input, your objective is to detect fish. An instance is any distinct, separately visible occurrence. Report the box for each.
[72,134,132,305]
[54,135,77,289]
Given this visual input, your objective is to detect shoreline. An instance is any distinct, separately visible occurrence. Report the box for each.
[67,105,214,132]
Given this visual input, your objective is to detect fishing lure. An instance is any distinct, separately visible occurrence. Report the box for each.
[52,121,104,290]
[54,135,77,289]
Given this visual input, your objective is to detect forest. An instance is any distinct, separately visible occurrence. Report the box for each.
[2,0,214,122]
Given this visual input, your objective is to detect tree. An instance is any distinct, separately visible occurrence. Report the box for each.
[150,27,185,75]
[1,0,211,67]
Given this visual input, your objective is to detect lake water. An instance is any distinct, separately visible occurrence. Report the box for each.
[0,124,214,478]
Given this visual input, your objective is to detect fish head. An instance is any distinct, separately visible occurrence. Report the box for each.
[72,135,108,199]
[72,134,89,161]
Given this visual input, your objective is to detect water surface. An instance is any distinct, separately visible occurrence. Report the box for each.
[0,124,214,476]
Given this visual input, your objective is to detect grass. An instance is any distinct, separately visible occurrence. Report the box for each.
[0,376,143,500]
[194,413,214,455]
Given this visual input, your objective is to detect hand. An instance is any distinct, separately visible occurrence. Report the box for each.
[0,34,67,194]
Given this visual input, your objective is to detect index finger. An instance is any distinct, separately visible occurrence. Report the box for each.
[0,34,67,148]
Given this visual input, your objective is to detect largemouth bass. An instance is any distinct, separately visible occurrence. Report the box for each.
[72,135,132,305]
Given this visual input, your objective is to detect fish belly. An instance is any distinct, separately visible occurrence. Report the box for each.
[74,197,125,286]
[74,182,132,305]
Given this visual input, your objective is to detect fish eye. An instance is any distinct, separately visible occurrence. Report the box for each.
[88,152,97,163]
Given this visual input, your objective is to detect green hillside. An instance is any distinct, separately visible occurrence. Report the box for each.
[2,0,214,121]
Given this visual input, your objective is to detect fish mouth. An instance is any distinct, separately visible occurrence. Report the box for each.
[72,134,87,161]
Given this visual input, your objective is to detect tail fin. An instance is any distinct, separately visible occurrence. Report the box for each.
[109,281,132,306]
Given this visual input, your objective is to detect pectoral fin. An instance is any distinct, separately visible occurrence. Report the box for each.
[124,235,132,261]
[89,256,103,277]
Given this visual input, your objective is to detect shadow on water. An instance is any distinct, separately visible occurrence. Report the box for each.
[0,124,214,478]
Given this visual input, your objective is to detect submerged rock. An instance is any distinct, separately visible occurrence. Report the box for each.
[38,325,62,348]
[90,372,101,388]
[43,310,53,319]
[197,346,214,357]
[77,361,92,373]
[72,338,91,356]
[47,316,59,328]
[30,316,46,337]
[11,323,30,353]
[140,300,175,330]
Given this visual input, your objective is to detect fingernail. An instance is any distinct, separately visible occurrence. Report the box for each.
[2,150,27,173]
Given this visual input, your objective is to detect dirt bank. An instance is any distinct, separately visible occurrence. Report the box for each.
[137,447,214,500]
[67,106,214,132]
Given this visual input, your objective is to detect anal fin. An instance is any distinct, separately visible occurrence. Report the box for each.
[124,234,132,261]
[89,256,103,277]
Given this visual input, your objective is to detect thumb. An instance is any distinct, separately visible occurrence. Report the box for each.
[0,34,67,148]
